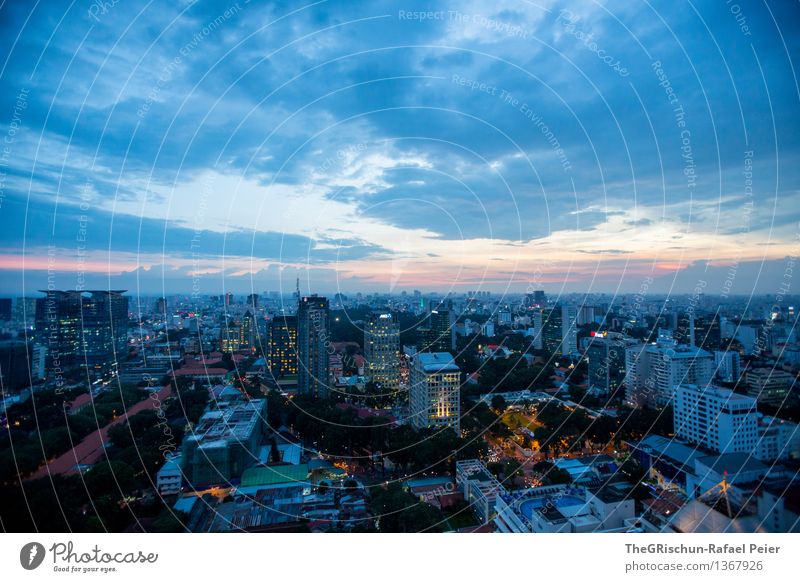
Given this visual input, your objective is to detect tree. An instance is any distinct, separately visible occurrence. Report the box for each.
[490,394,506,412]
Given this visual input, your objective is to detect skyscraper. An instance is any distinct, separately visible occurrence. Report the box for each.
[540,304,577,356]
[586,331,635,396]
[624,330,715,408]
[268,315,298,376]
[34,290,128,373]
[426,308,456,353]
[409,352,460,433]
[364,312,400,392]
[297,296,330,398]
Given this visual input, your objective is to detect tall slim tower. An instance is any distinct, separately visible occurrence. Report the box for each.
[364,312,400,392]
[297,296,330,398]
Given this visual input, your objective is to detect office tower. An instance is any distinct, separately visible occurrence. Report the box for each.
[0,340,30,392]
[745,368,796,405]
[426,308,456,353]
[693,314,722,350]
[409,352,460,433]
[34,290,128,372]
[155,296,167,316]
[80,290,129,369]
[247,293,260,310]
[364,312,400,392]
[674,383,799,462]
[624,330,715,408]
[219,324,243,353]
[541,304,577,356]
[586,331,634,396]
[674,383,758,455]
[35,291,83,369]
[268,315,298,376]
[225,292,234,306]
[714,350,741,383]
[0,298,11,320]
[297,296,330,398]
[241,310,255,350]
[14,296,36,324]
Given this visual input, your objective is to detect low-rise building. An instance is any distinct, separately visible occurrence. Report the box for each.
[156,453,183,496]
[456,459,507,523]
[494,485,635,533]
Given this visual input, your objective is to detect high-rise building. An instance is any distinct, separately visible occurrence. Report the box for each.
[693,314,722,351]
[364,312,401,392]
[0,340,30,392]
[14,297,36,325]
[34,290,83,369]
[297,296,330,398]
[586,331,635,396]
[80,291,129,369]
[409,352,460,433]
[540,304,577,356]
[624,330,715,408]
[674,383,800,462]
[714,350,741,384]
[241,310,255,351]
[0,298,12,321]
[34,290,128,373]
[426,309,456,353]
[247,293,260,310]
[745,368,796,405]
[219,324,243,353]
[154,296,167,316]
[268,315,297,376]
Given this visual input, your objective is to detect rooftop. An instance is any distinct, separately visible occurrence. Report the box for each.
[416,352,459,373]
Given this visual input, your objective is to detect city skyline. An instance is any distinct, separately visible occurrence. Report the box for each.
[1,1,798,295]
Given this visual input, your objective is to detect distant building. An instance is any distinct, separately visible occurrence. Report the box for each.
[268,315,298,376]
[34,290,128,373]
[537,304,577,356]
[409,352,460,433]
[745,368,796,405]
[0,340,30,392]
[714,350,741,383]
[297,296,330,398]
[364,312,400,392]
[219,324,244,353]
[422,309,455,353]
[585,332,635,396]
[0,298,11,320]
[624,331,714,408]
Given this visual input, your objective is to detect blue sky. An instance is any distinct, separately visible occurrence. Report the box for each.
[0,0,798,297]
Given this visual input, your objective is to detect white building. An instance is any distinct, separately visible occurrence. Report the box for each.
[494,485,635,533]
[409,352,460,433]
[625,331,714,408]
[455,459,507,523]
[674,383,800,462]
[156,454,183,496]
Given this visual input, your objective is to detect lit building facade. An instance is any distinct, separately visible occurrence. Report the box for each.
[409,352,460,433]
[364,312,400,392]
[268,315,298,376]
